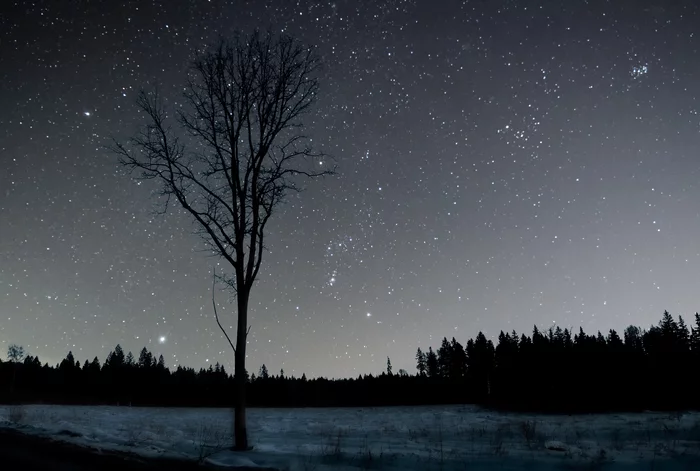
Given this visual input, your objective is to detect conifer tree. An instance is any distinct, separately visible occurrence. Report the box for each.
[677,315,690,351]
[690,313,700,354]
[106,345,125,368]
[60,351,76,370]
[437,337,452,378]
[415,348,427,376]
[138,347,153,369]
[449,337,467,379]
[426,347,439,378]
[659,310,678,341]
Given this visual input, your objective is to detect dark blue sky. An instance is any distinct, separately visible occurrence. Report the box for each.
[1,0,699,378]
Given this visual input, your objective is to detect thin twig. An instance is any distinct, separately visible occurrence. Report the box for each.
[212,267,236,355]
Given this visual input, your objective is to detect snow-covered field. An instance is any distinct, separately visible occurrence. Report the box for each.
[1,404,700,470]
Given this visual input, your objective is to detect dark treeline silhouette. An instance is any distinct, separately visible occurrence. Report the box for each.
[2,310,700,412]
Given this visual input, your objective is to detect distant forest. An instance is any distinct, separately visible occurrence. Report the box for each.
[2,310,699,413]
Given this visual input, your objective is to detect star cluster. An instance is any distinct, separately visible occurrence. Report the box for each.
[1,0,700,378]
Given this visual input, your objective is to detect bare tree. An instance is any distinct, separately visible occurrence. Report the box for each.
[7,344,24,364]
[7,344,25,395]
[112,30,332,450]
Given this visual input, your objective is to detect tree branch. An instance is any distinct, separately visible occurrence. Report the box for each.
[212,267,236,355]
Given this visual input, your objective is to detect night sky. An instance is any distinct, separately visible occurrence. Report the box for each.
[2,1,700,379]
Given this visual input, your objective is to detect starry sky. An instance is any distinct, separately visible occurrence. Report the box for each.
[2,0,700,379]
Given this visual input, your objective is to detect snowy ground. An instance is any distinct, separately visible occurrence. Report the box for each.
[1,404,700,470]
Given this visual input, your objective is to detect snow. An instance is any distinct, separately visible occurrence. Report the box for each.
[1,404,700,470]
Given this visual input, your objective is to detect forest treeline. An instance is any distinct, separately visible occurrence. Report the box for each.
[2,310,699,412]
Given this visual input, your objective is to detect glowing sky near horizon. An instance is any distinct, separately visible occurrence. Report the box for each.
[2,0,700,378]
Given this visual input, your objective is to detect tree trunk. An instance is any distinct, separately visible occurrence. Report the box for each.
[233,290,249,451]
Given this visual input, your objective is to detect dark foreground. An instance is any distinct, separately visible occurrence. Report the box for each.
[0,428,205,471]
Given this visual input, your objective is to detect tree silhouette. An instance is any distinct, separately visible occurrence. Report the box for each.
[59,351,76,370]
[259,364,269,380]
[106,345,125,368]
[494,331,518,403]
[449,337,467,380]
[426,347,439,378]
[112,30,331,450]
[3,308,700,413]
[138,347,153,369]
[7,344,24,363]
[466,332,495,401]
[437,337,452,378]
[690,313,700,354]
[6,344,25,396]
[415,348,427,376]
[677,316,689,348]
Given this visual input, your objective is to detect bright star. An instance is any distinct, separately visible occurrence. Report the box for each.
[158,336,166,344]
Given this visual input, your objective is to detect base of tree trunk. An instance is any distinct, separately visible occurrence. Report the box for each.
[231,445,254,451]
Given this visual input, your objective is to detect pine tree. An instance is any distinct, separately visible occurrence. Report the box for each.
[677,316,690,351]
[596,331,607,350]
[563,328,573,349]
[607,329,623,350]
[466,332,495,400]
[690,313,700,354]
[437,337,452,378]
[660,310,678,337]
[138,347,153,369]
[553,326,564,346]
[415,348,427,376]
[495,331,518,398]
[511,330,520,348]
[449,337,467,379]
[60,351,76,370]
[426,347,439,378]
[532,326,544,345]
[386,357,393,376]
[259,364,269,379]
[106,344,125,368]
[691,313,700,400]
[624,325,643,352]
